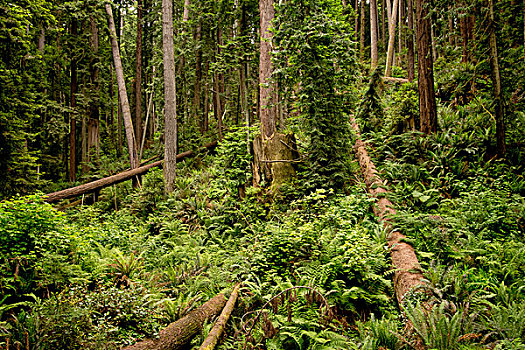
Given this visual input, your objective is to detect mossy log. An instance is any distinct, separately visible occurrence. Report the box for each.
[350,118,425,306]
[198,283,241,350]
[123,292,227,350]
[44,141,217,203]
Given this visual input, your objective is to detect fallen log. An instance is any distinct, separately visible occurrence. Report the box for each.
[382,76,410,84]
[350,118,425,306]
[123,292,227,350]
[44,141,217,203]
[199,283,241,350]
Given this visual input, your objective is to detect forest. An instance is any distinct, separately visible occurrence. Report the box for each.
[1,0,524,348]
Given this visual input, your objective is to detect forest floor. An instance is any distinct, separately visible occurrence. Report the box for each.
[1,106,525,350]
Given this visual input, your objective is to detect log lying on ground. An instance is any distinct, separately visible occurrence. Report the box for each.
[382,76,410,84]
[350,118,425,306]
[123,292,227,350]
[199,283,241,350]
[44,141,217,203]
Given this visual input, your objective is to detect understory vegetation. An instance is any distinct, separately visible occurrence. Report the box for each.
[2,0,525,349]
[1,86,524,348]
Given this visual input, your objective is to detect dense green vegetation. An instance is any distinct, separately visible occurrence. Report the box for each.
[1,0,525,349]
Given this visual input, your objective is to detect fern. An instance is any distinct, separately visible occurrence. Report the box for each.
[404,301,474,349]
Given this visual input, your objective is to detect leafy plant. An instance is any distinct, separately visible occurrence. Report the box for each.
[404,301,476,350]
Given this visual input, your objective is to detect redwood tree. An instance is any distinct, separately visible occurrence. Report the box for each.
[488,0,506,156]
[259,0,277,138]
[106,3,139,170]
[370,0,379,69]
[163,0,177,193]
[416,0,437,133]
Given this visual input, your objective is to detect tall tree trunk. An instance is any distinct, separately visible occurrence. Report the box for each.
[69,19,78,182]
[448,5,455,46]
[371,0,379,69]
[81,107,87,174]
[110,64,116,154]
[430,15,437,61]
[106,3,139,170]
[460,3,473,64]
[259,0,277,138]
[407,0,415,81]
[163,0,177,193]
[178,0,190,136]
[183,0,190,22]
[88,16,100,170]
[140,66,155,161]
[254,0,295,189]
[203,61,210,133]
[193,22,203,132]
[135,0,143,153]
[385,0,399,76]
[355,0,359,41]
[217,28,226,125]
[488,0,506,157]
[398,0,404,66]
[38,27,45,52]
[416,0,437,133]
[213,72,223,139]
[360,0,366,63]
[238,0,250,152]
[381,0,386,44]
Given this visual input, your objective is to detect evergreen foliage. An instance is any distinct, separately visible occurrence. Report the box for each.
[0,0,525,348]
[274,0,357,189]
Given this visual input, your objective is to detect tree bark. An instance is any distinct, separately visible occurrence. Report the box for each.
[351,118,425,306]
[193,22,203,131]
[45,142,218,203]
[430,14,437,61]
[106,3,139,170]
[416,0,437,134]
[488,0,506,157]
[135,0,143,152]
[259,0,277,138]
[140,66,155,161]
[355,0,359,41]
[163,0,178,193]
[183,0,191,22]
[371,0,379,69]
[448,5,455,46]
[69,19,78,182]
[398,0,404,66]
[203,61,210,133]
[213,72,223,139]
[256,0,296,189]
[86,16,100,173]
[81,107,87,174]
[38,27,45,52]
[381,0,386,44]
[460,3,474,64]
[123,293,227,350]
[407,0,415,81]
[385,0,399,76]
[360,0,366,63]
[198,284,241,350]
